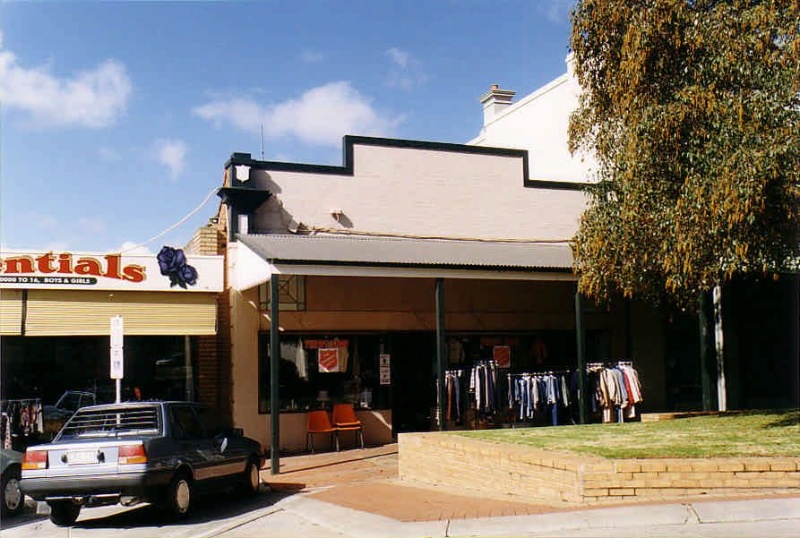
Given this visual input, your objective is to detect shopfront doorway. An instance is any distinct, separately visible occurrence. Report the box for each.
[387,332,436,434]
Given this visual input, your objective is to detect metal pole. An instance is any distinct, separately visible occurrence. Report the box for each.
[270,274,280,474]
[574,288,586,425]
[435,278,446,431]
[184,335,194,402]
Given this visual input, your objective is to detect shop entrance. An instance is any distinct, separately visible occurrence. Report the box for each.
[387,332,436,434]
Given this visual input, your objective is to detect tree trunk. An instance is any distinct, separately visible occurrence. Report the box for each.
[713,284,727,411]
[698,292,714,411]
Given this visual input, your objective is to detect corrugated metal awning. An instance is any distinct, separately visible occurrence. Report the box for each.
[238,233,573,271]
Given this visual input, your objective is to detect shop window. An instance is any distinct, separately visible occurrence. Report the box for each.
[259,275,305,312]
[258,334,386,414]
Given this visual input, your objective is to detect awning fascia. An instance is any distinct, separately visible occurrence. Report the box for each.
[269,262,577,281]
[230,240,576,292]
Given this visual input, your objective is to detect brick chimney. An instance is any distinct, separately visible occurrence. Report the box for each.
[480,84,516,125]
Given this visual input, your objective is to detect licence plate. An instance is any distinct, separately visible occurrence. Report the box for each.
[67,450,98,465]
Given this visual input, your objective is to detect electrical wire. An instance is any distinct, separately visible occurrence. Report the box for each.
[121,187,219,253]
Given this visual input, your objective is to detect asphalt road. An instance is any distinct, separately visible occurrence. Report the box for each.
[0,487,308,538]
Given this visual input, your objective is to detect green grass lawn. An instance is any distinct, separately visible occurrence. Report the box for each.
[451,409,800,459]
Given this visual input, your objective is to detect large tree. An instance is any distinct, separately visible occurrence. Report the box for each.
[568,0,800,308]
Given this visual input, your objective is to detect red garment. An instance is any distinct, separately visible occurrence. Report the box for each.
[622,370,634,406]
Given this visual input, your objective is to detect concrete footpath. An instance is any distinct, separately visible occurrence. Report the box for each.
[214,494,800,537]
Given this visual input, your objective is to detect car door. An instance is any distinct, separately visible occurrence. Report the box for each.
[168,404,216,484]
[194,405,248,481]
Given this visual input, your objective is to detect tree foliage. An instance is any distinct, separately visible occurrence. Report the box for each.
[569,0,800,308]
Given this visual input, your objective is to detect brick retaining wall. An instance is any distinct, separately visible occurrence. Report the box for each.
[398,432,800,505]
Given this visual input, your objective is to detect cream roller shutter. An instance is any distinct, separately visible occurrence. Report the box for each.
[25,290,217,336]
[0,289,24,335]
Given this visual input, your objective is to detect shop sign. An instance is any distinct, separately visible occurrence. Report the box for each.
[493,345,511,369]
[0,246,223,292]
[379,354,391,385]
[318,348,341,373]
[304,338,349,350]
[110,316,124,380]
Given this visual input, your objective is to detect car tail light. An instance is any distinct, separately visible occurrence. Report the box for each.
[23,449,48,470]
[118,444,147,465]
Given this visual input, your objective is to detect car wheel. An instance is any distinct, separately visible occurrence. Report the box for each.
[239,457,261,496]
[48,501,81,527]
[1,465,24,517]
[164,472,192,519]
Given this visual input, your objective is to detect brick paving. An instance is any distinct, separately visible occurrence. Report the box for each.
[263,444,571,522]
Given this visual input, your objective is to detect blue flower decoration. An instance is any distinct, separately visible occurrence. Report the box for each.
[157,246,198,289]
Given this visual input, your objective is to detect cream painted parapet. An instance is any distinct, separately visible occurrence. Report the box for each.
[228,241,272,292]
[246,141,586,242]
[229,285,262,441]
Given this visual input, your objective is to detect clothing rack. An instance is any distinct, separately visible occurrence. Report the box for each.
[469,360,500,417]
[1,398,42,405]
[509,369,571,377]
[507,370,573,427]
[1,398,44,450]
[583,362,643,423]
[586,360,632,369]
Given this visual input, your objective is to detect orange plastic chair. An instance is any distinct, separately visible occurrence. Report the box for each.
[306,410,338,453]
[332,403,364,449]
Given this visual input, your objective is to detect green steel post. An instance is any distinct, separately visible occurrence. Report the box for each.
[435,278,446,431]
[270,274,280,474]
[574,289,586,425]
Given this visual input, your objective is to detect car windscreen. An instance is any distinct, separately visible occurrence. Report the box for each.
[58,406,160,439]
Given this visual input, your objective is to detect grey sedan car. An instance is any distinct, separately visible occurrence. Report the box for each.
[20,401,265,527]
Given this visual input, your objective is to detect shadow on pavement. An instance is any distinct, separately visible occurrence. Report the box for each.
[265,482,305,493]
[0,501,47,530]
[279,451,396,475]
[62,487,286,530]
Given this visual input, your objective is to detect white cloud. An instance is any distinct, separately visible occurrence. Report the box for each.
[537,0,574,24]
[154,138,189,180]
[193,97,263,131]
[0,31,132,128]
[386,47,410,69]
[193,81,402,147]
[385,47,426,90]
[118,242,153,255]
[301,50,326,64]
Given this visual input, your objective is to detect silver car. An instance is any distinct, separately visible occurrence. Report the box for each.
[20,401,264,527]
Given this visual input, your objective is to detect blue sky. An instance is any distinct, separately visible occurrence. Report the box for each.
[0,0,574,254]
